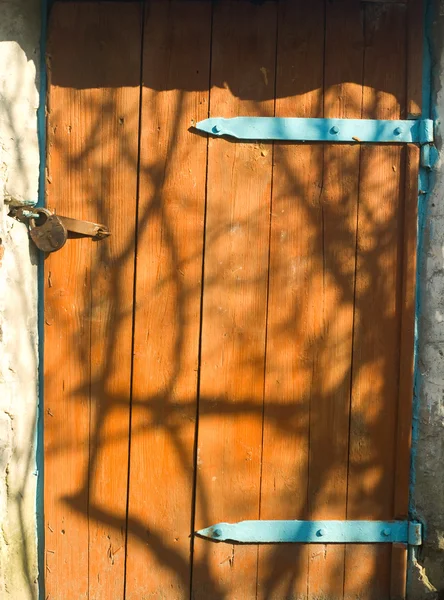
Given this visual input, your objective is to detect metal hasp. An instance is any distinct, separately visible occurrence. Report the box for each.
[196,117,434,144]
[197,520,423,545]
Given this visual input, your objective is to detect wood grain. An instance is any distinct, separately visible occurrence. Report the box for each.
[257,1,324,598]
[391,143,419,599]
[407,0,424,118]
[45,1,422,598]
[191,1,276,597]
[307,2,364,598]
[125,1,211,598]
[344,4,408,599]
[45,4,141,599]
[86,6,142,599]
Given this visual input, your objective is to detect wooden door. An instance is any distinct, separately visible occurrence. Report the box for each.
[44,1,422,598]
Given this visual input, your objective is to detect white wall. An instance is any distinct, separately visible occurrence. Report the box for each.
[0,0,40,598]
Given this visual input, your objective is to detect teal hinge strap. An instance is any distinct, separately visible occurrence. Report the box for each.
[196,520,423,546]
[196,117,434,145]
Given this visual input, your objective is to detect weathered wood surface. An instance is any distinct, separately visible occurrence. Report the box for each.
[45,1,421,598]
[125,1,211,598]
[192,2,276,597]
[257,1,324,597]
[345,4,409,599]
[45,3,141,599]
[306,1,364,597]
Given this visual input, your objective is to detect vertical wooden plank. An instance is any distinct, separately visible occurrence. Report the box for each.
[45,4,141,599]
[307,2,365,599]
[45,8,92,589]
[407,0,424,118]
[256,1,324,598]
[390,143,420,600]
[86,5,142,600]
[192,1,276,597]
[345,4,408,599]
[125,1,211,598]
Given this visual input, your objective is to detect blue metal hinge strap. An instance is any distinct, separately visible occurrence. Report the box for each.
[196,117,434,145]
[196,520,423,546]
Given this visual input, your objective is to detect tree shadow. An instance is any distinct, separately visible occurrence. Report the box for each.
[43,1,413,599]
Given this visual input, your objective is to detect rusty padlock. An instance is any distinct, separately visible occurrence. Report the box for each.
[28,208,68,253]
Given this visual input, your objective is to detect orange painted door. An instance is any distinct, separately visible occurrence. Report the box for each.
[44,1,422,599]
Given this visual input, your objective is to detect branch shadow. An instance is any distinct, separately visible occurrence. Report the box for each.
[43,1,411,599]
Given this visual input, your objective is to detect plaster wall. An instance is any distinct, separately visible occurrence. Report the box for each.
[0,0,40,598]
